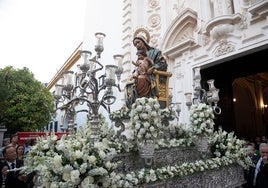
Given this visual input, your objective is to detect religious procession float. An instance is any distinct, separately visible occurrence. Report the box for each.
[21,68,251,188]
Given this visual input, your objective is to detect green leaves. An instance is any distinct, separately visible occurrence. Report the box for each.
[0,66,55,133]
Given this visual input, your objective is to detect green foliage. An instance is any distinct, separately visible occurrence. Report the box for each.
[0,66,55,133]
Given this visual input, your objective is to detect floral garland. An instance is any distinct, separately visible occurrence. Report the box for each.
[109,106,131,121]
[189,103,215,136]
[106,156,240,187]
[130,97,162,143]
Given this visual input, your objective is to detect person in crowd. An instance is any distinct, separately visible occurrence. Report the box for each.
[9,133,18,148]
[0,138,10,159]
[30,139,37,146]
[254,136,261,154]
[261,136,267,143]
[0,145,28,188]
[253,143,268,187]
[16,145,25,160]
[23,139,32,154]
[243,142,260,188]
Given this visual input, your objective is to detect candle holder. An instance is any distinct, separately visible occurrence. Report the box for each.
[185,92,193,110]
[192,67,221,114]
[54,32,124,144]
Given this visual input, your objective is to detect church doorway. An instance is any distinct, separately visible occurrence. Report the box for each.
[201,47,268,141]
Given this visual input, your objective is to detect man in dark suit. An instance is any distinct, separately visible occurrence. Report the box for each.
[244,143,260,188]
[254,143,268,188]
[0,145,28,188]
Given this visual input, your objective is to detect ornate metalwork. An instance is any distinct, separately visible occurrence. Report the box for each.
[54,32,123,144]
[192,67,222,114]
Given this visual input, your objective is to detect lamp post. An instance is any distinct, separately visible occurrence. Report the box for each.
[54,32,124,144]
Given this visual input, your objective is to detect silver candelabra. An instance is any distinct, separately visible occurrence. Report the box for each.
[54,32,124,144]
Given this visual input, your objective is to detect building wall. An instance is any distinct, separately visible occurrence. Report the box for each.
[48,0,268,135]
[121,0,268,126]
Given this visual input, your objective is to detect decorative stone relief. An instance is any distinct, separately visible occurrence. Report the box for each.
[146,0,161,48]
[148,0,159,9]
[174,27,194,44]
[239,10,248,30]
[148,14,161,28]
[214,39,235,57]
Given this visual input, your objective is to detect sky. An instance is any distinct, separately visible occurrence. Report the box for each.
[0,0,123,84]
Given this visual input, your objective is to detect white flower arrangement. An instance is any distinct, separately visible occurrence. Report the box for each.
[130,97,162,143]
[209,127,254,169]
[109,106,131,121]
[156,122,194,149]
[189,103,215,136]
[22,123,119,188]
[160,107,176,121]
[21,99,253,187]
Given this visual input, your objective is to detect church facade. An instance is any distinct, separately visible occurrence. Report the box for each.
[47,0,268,140]
[120,0,268,140]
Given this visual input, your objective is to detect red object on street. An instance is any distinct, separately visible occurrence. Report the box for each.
[17,132,68,145]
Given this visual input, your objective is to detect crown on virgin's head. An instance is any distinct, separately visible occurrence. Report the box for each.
[133,27,151,44]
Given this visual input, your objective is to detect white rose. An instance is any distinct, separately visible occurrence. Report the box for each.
[149,126,155,132]
[136,105,143,112]
[62,171,70,182]
[70,170,80,183]
[81,176,94,188]
[80,163,88,174]
[99,150,106,159]
[105,161,112,169]
[146,105,152,111]
[151,111,157,117]
[88,155,97,163]
[144,122,150,129]
[53,155,62,169]
[135,123,141,130]
[50,182,58,188]
[139,128,145,134]
[43,144,49,150]
[140,113,148,119]
[74,150,83,159]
